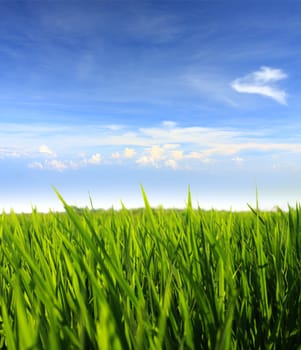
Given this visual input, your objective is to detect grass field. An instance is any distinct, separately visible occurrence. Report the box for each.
[0,188,301,349]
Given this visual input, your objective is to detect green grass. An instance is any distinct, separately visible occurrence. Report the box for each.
[0,188,301,349]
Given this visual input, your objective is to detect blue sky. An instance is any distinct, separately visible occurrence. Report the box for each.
[1,0,301,212]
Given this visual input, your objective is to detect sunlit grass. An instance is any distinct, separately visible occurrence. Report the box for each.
[0,188,301,349]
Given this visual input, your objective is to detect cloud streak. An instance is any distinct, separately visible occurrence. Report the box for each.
[231,66,288,104]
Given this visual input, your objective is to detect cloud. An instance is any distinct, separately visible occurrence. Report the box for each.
[124,147,136,158]
[138,124,241,146]
[28,152,103,171]
[232,156,244,163]
[165,159,178,169]
[162,120,178,128]
[111,152,121,159]
[136,145,171,167]
[39,144,55,156]
[85,153,102,165]
[111,148,136,160]
[0,147,28,158]
[231,66,288,104]
[184,71,239,107]
[136,145,165,167]
[171,150,184,160]
[0,122,242,154]
[29,159,75,171]
[28,161,44,169]
[126,14,180,44]
[45,160,67,171]
[3,120,301,171]
[135,144,183,169]
[186,152,213,163]
[204,142,301,156]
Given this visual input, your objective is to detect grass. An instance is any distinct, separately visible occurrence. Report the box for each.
[0,188,301,349]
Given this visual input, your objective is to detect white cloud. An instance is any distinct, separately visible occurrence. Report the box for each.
[232,156,244,163]
[206,142,301,156]
[28,159,75,171]
[28,153,103,171]
[0,147,27,158]
[39,144,55,156]
[136,145,173,168]
[187,152,202,159]
[165,159,178,169]
[111,148,136,160]
[253,66,287,83]
[28,161,44,169]
[136,145,164,167]
[187,152,213,163]
[0,122,242,154]
[111,152,121,159]
[124,147,136,158]
[46,159,67,171]
[163,143,179,150]
[138,124,241,146]
[171,150,184,160]
[231,66,288,104]
[85,153,102,165]
[149,145,165,160]
[162,120,178,128]
[105,124,125,131]
[3,120,301,172]
[135,144,183,168]
[136,155,150,166]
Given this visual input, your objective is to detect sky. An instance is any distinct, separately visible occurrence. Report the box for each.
[1,0,301,212]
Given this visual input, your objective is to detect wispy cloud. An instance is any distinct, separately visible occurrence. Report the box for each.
[185,71,238,107]
[126,13,181,44]
[28,153,103,171]
[29,159,67,171]
[0,147,29,158]
[231,66,288,104]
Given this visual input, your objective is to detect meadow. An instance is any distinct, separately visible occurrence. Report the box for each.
[0,188,301,349]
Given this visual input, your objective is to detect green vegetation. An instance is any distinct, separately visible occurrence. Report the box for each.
[0,188,301,349]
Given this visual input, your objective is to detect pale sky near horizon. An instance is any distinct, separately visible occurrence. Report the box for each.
[1,0,301,212]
